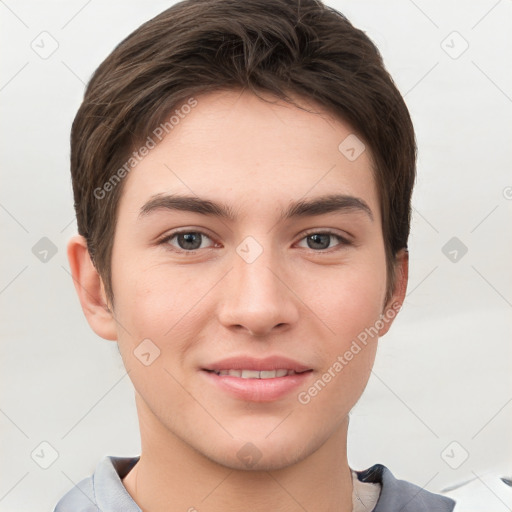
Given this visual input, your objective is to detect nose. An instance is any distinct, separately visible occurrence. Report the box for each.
[217,241,300,337]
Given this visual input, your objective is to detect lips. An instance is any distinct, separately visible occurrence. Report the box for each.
[201,355,313,402]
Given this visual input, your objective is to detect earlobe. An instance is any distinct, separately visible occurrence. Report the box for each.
[378,248,409,337]
[67,234,117,341]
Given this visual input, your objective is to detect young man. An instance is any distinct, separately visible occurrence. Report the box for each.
[55,0,457,510]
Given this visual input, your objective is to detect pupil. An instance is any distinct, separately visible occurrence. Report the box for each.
[309,234,329,250]
[179,232,201,250]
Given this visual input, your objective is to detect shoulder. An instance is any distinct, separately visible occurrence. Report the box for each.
[53,456,140,512]
[355,463,456,512]
[52,473,98,512]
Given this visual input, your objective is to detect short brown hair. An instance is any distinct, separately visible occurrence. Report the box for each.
[70,0,416,309]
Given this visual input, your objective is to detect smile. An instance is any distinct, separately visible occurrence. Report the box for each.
[206,369,308,379]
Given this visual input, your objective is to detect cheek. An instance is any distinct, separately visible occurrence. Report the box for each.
[114,259,205,337]
[297,268,384,420]
[112,260,218,388]
[311,259,387,343]
[301,256,385,400]
[111,266,203,416]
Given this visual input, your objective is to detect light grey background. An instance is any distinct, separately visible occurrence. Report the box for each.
[1,1,511,511]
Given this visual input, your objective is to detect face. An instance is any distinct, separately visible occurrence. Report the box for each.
[107,89,403,470]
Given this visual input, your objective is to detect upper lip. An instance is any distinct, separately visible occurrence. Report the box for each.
[202,355,312,373]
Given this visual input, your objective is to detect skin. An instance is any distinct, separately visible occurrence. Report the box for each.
[68,88,408,512]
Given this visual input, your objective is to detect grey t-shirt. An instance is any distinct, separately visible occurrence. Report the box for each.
[53,456,456,512]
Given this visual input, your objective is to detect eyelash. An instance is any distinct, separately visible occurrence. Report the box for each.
[158,229,352,254]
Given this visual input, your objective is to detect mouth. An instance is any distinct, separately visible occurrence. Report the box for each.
[203,368,311,379]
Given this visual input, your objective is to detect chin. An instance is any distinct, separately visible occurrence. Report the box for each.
[201,430,321,472]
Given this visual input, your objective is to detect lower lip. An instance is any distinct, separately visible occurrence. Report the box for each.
[202,370,313,402]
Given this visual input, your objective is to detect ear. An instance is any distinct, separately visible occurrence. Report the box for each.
[67,234,117,341]
[378,248,409,337]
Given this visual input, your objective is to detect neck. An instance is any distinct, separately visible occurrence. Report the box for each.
[123,395,354,512]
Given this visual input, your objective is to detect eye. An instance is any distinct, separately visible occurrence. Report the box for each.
[297,231,351,251]
[158,229,351,253]
[160,230,216,252]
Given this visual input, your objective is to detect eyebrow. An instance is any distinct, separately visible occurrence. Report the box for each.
[138,193,373,222]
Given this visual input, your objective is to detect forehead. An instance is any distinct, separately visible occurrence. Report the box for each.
[118,89,378,221]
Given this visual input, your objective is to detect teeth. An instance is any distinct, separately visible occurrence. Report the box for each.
[213,369,299,379]
[242,370,260,379]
